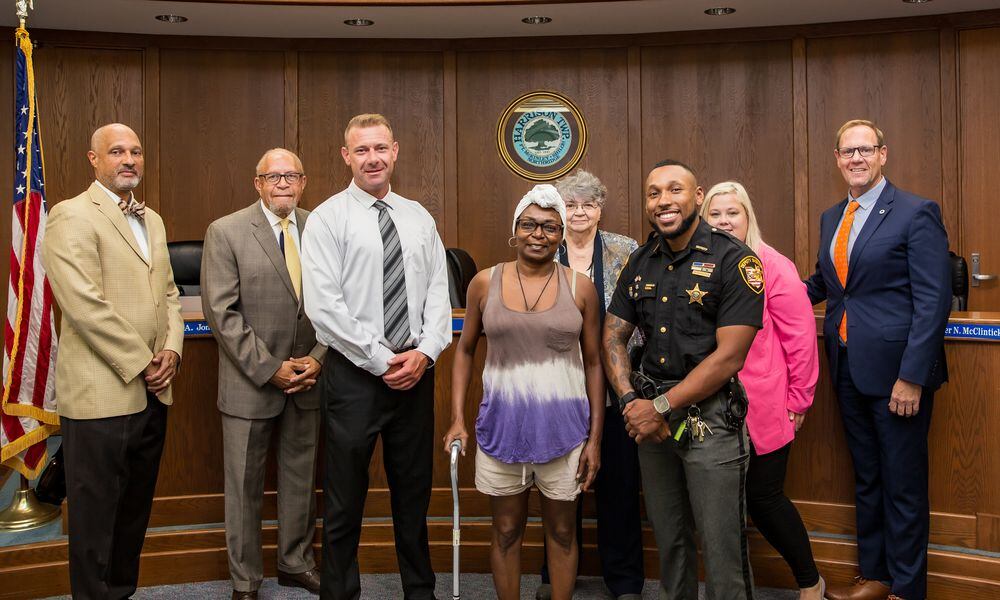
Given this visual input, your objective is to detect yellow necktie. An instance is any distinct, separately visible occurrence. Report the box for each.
[280,218,301,300]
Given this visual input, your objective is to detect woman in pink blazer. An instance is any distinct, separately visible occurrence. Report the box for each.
[702,181,824,600]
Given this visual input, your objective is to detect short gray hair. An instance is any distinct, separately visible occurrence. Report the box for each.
[555,169,607,207]
[255,148,304,175]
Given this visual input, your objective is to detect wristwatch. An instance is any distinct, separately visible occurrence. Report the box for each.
[619,391,638,405]
[653,393,672,416]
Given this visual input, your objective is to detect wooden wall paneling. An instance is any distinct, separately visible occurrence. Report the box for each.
[33,45,144,208]
[784,344,855,504]
[154,338,225,496]
[142,47,161,212]
[283,50,298,154]
[979,513,1000,552]
[455,47,630,271]
[792,37,810,275]
[805,31,943,268]
[640,40,796,259]
[443,50,458,248]
[928,342,1000,517]
[790,339,1000,518]
[938,29,960,251]
[627,46,643,242]
[959,28,1000,311]
[296,51,444,223]
[157,48,286,242]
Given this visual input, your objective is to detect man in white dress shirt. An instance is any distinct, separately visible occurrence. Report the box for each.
[301,113,451,600]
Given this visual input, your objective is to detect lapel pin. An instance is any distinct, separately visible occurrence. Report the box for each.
[879,209,886,214]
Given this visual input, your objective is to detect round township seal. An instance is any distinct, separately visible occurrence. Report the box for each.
[497,91,587,181]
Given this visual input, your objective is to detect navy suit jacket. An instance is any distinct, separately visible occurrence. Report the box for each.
[805,180,951,397]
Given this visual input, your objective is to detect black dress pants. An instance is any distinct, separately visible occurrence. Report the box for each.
[320,351,436,600]
[61,395,168,600]
[746,442,820,589]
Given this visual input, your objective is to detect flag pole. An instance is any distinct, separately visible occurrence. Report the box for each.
[0,474,59,531]
[0,0,60,531]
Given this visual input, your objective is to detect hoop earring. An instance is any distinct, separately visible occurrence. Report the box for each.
[507,236,517,248]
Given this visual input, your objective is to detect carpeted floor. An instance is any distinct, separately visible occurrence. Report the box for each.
[42,573,799,599]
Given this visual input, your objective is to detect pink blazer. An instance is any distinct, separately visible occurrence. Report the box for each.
[740,242,819,455]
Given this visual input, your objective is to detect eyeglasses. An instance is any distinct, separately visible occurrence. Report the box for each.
[835,145,882,159]
[565,201,600,213]
[516,219,563,236]
[257,172,304,184]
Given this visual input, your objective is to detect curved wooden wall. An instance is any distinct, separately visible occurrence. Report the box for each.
[2,9,1000,598]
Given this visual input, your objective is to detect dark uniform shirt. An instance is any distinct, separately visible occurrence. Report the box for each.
[608,218,765,381]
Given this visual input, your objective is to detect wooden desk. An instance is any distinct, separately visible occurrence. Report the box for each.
[1,310,998,597]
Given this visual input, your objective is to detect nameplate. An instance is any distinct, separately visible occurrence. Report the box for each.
[944,321,1000,342]
[184,320,212,337]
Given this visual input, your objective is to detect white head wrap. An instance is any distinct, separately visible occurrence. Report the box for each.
[512,184,567,241]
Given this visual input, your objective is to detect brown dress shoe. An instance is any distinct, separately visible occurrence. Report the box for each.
[232,591,257,600]
[825,576,891,600]
[277,568,321,594]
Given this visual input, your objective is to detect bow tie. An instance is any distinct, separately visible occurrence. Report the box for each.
[118,197,145,220]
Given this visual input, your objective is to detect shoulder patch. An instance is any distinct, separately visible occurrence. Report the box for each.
[737,256,765,294]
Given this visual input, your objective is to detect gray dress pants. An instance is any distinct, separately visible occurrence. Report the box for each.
[637,391,754,600]
[222,400,320,592]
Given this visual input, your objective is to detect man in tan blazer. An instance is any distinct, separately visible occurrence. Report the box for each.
[201,148,325,600]
[41,123,184,599]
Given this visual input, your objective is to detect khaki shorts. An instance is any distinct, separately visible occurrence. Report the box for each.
[475,442,584,501]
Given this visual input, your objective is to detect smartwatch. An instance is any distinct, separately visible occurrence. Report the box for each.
[653,393,672,416]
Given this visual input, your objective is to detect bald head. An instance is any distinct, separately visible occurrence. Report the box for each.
[90,123,138,153]
[87,123,144,200]
[255,148,304,175]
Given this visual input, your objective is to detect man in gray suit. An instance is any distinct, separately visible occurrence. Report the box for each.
[201,148,325,600]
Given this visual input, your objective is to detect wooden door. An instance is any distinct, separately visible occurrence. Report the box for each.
[960,28,1000,310]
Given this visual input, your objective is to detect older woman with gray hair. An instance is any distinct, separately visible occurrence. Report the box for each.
[535,170,644,600]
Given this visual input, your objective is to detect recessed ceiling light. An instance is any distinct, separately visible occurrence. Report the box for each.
[902,0,931,3]
[155,14,187,23]
[704,7,736,15]
[344,18,375,27]
[522,16,553,25]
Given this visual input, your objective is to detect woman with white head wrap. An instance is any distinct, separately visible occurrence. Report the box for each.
[445,184,605,600]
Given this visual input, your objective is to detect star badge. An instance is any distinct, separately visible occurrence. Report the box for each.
[686,283,708,305]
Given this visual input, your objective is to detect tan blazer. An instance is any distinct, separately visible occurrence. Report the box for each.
[41,182,184,420]
[200,202,325,420]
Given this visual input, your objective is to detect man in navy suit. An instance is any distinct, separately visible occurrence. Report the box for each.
[806,119,951,600]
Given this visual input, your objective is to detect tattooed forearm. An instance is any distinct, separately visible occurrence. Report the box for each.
[602,314,637,397]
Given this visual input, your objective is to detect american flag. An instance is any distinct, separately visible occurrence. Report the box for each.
[1,26,59,479]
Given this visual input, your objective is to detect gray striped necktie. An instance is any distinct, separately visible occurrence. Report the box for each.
[374,200,410,350]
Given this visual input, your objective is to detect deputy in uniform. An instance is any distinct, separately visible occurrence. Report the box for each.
[602,159,764,600]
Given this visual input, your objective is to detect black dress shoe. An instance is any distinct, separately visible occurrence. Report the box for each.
[278,568,321,594]
[232,591,257,600]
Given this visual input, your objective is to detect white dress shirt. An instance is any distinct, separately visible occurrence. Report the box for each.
[301,180,452,376]
[95,180,149,261]
[258,199,300,251]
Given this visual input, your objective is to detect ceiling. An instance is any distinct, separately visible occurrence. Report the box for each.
[3,0,999,39]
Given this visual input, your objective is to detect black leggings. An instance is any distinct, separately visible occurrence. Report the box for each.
[746,442,820,589]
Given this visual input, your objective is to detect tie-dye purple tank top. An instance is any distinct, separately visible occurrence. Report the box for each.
[475,263,590,464]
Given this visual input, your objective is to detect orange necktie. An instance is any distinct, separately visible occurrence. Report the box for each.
[834,200,860,342]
